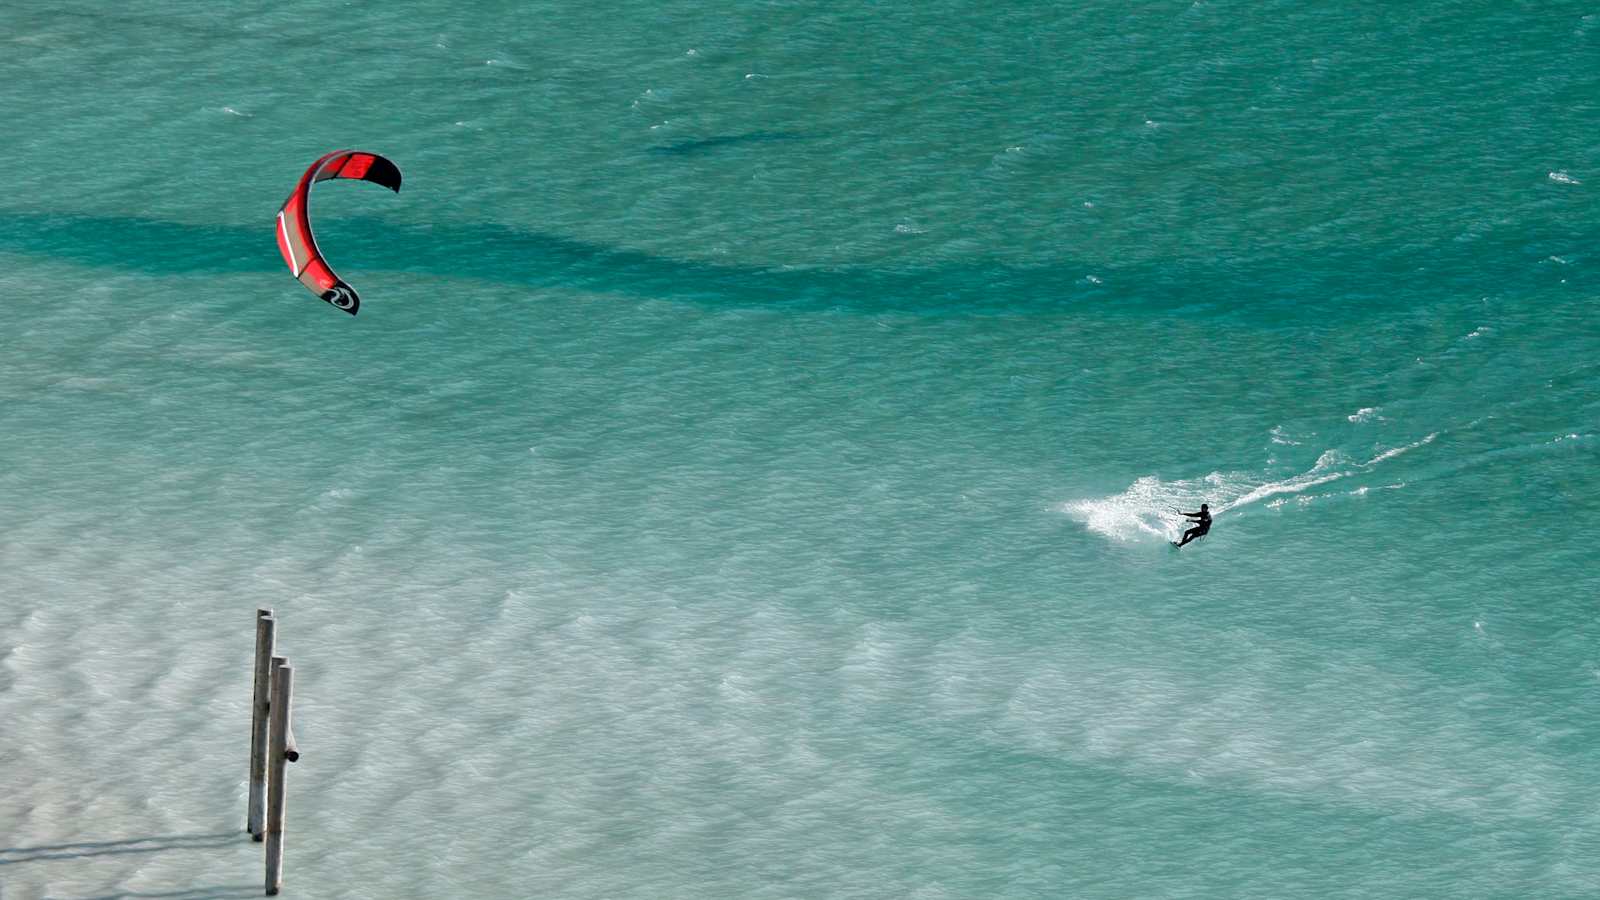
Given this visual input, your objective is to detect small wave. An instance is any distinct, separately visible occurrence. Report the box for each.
[1347,406,1380,423]
[52,375,125,393]
[1266,493,1325,509]
[1352,481,1408,497]
[1549,171,1581,185]
[1364,432,1437,465]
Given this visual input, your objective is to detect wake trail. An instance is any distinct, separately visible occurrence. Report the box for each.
[1063,432,1438,544]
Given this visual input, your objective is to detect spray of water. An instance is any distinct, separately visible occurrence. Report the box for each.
[1064,432,1437,543]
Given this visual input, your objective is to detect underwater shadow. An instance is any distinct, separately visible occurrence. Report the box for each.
[0,209,1588,318]
[645,131,808,156]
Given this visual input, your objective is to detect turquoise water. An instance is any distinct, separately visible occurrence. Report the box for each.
[2,3,1598,897]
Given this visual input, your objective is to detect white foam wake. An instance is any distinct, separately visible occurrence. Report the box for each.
[1364,431,1437,465]
[1063,433,1439,544]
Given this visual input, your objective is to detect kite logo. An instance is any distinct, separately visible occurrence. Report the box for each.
[322,285,358,311]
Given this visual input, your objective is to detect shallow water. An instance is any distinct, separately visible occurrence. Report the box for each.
[2,2,1598,898]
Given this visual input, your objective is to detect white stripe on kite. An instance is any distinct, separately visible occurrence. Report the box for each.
[277,211,301,275]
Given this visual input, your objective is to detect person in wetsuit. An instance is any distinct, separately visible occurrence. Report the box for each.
[1173,504,1211,548]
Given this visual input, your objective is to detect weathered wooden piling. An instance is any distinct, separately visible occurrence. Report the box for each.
[265,655,295,895]
[248,610,276,840]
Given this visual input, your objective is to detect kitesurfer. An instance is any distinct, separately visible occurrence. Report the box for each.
[1173,504,1211,548]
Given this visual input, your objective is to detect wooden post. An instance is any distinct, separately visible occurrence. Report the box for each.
[248,610,276,840]
[265,656,295,896]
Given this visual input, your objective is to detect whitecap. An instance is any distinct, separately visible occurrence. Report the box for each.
[1549,171,1581,185]
[1347,407,1379,423]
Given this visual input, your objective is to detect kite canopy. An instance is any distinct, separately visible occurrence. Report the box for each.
[275,150,402,315]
